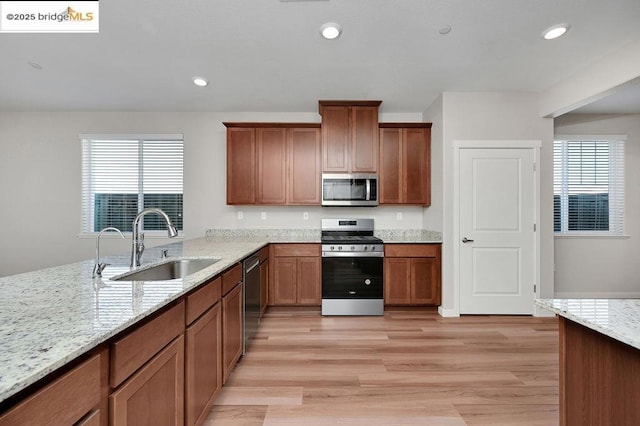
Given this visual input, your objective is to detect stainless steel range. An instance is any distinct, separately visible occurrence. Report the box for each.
[321,218,384,316]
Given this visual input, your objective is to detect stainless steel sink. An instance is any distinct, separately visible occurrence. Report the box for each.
[112,258,219,281]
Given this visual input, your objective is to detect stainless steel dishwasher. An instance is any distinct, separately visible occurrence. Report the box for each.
[243,254,261,354]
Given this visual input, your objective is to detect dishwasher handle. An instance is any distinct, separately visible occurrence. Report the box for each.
[244,256,260,274]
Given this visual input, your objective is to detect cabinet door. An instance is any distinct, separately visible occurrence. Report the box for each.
[321,106,350,172]
[411,257,441,305]
[403,128,431,206]
[351,106,379,172]
[289,128,321,204]
[110,336,185,426]
[271,257,297,305]
[379,128,403,204]
[383,258,412,305]
[222,284,243,384]
[185,304,221,426]
[296,257,321,305]
[257,128,287,204]
[227,128,256,204]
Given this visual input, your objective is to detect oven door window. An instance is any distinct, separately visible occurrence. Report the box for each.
[322,257,383,299]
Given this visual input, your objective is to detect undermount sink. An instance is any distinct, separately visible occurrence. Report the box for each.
[112,258,219,281]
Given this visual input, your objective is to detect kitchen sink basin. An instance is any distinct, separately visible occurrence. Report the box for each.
[112,258,219,281]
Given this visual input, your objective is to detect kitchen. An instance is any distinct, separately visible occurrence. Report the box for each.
[2,0,640,425]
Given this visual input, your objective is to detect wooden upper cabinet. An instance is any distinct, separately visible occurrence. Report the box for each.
[225,123,321,206]
[289,127,321,204]
[379,124,431,206]
[226,126,256,205]
[319,100,381,173]
[257,128,287,204]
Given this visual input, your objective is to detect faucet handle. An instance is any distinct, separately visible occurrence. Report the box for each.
[92,262,109,278]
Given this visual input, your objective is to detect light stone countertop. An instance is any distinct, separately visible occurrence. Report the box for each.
[0,237,268,404]
[535,298,640,350]
[0,228,442,404]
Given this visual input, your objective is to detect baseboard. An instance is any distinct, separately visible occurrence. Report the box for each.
[437,306,460,317]
[554,292,640,299]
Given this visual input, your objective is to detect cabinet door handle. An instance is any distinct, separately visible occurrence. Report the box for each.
[462,237,474,243]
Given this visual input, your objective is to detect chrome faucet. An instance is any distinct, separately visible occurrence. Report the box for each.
[93,227,126,278]
[130,208,179,267]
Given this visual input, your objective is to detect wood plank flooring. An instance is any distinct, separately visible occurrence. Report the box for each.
[206,308,559,425]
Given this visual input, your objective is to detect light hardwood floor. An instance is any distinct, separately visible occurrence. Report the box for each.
[207,308,559,425]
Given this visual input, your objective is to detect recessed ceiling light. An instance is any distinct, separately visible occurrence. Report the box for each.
[27,61,43,70]
[192,76,208,87]
[320,22,342,40]
[542,23,570,40]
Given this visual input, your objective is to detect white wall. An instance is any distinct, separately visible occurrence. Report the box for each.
[422,95,444,232]
[553,113,640,297]
[0,110,429,277]
[435,92,555,316]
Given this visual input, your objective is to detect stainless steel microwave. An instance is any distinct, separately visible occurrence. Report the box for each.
[321,173,378,206]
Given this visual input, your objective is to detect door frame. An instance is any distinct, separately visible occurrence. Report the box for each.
[452,140,541,316]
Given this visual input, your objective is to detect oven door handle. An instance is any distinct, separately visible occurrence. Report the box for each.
[322,251,383,258]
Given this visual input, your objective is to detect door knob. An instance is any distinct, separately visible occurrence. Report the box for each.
[462,237,474,243]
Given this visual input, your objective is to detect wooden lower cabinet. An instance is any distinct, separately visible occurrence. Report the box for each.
[185,304,221,426]
[270,244,321,306]
[384,244,441,306]
[110,335,185,426]
[222,283,243,384]
[0,352,104,426]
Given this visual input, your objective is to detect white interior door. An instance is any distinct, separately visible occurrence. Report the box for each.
[459,147,536,314]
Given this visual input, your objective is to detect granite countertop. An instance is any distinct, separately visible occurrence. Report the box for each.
[0,227,442,404]
[535,298,640,350]
[0,236,268,404]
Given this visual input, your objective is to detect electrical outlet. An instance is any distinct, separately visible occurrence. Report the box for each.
[237,211,243,220]
[396,212,403,221]
[303,212,309,220]
[261,212,267,220]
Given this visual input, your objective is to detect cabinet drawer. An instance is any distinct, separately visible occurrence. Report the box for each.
[186,277,222,325]
[222,263,243,296]
[273,243,320,257]
[0,353,101,425]
[384,244,440,258]
[110,302,185,388]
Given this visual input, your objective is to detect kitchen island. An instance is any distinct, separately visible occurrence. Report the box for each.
[535,298,640,426]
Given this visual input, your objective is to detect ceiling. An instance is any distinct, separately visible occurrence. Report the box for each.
[2,0,640,114]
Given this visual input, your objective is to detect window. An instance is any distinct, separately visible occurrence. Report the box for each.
[81,135,183,234]
[553,136,625,236]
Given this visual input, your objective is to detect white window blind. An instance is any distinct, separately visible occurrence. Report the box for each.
[81,135,183,234]
[553,136,625,236]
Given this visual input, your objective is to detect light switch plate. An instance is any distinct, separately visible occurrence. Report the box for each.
[237,211,243,220]
[396,212,403,221]
[303,212,309,220]
[261,212,267,220]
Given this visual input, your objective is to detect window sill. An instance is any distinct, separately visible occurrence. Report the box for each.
[554,233,629,239]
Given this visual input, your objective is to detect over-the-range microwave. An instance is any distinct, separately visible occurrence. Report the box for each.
[321,173,378,207]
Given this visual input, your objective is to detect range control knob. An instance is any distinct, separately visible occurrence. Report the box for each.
[370,246,376,251]
[364,246,368,251]
[338,246,342,251]
[330,246,335,251]
[351,246,355,251]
